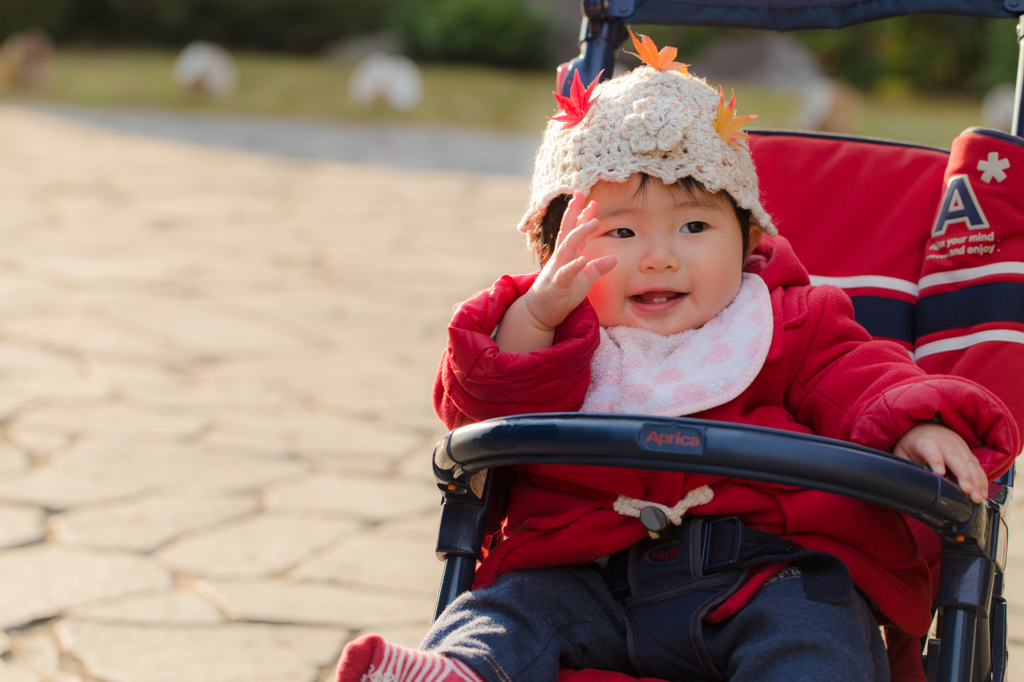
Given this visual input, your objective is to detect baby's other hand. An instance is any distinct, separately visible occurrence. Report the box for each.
[893,422,988,503]
[524,191,617,331]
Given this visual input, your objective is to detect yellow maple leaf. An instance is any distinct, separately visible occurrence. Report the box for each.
[625,27,689,73]
[714,87,757,146]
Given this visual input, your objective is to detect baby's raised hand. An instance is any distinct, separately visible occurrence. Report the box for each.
[525,192,617,330]
[495,191,616,354]
[893,422,989,503]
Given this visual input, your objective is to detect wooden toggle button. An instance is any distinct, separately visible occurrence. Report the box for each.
[640,506,672,539]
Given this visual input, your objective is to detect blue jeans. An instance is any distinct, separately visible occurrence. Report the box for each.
[422,564,888,682]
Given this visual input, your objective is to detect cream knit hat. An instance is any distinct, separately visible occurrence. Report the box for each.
[519,50,776,246]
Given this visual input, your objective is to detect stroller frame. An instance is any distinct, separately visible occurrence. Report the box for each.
[432,3,1024,681]
[433,416,1013,682]
[561,0,1024,138]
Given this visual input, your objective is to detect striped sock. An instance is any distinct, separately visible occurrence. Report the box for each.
[336,634,484,682]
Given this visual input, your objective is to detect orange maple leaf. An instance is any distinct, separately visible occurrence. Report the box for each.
[625,27,689,73]
[548,69,602,129]
[714,87,757,146]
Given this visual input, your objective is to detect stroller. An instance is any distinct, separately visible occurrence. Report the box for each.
[431,1,1024,681]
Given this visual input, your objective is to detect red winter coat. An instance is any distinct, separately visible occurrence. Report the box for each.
[434,235,1018,678]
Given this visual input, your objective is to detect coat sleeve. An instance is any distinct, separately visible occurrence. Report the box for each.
[783,285,1019,479]
[432,273,601,430]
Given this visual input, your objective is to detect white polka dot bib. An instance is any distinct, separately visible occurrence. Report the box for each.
[581,273,773,417]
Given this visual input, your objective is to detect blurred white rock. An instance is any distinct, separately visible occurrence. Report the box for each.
[981,83,1016,132]
[686,35,862,134]
[794,77,864,134]
[348,52,423,111]
[173,42,238,97]
[691,35,822,90]
[0,28,54,88]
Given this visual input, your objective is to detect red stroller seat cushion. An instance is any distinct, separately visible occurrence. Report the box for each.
[749,131,948,351]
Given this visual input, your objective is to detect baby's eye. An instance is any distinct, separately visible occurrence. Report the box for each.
[681,222,707,234]
[606,228,635,238]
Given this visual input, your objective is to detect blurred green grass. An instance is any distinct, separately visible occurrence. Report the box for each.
[0,48,989,149]
[0,49,558,131]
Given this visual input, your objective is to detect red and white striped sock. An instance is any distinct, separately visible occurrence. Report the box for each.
[336,634,484,682]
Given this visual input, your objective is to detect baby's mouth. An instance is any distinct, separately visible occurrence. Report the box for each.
[631,291,684,304]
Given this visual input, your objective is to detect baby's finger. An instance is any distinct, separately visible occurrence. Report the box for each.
[554,192,587,250]
[575,198,599,228]
[550,254,589,289]
[941,442,984,502]
[580,255,617,287]
[545,222,590,274]
[945,451,976,500]
[553,218,603,262]
[967,453,988,503]
[913,437,946,476]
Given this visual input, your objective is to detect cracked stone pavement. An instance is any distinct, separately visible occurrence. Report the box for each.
[0,105,531,682]
[0,105,1021,681]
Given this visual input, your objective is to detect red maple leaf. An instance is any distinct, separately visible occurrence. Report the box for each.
[548,69,603,129]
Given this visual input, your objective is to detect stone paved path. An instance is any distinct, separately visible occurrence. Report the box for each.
[0,105,531,682]
[0,105,1021,682]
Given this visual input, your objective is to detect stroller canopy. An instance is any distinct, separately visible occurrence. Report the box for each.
[614,0,1020,31]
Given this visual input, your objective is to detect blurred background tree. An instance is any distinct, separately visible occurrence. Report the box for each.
[0,0,78,42]
[634,15,1020,95]
[0,0,1018,95]
[391,0,553,68]
[0,0,393,52]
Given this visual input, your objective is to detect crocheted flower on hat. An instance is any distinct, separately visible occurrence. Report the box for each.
[621,96,693,153]
[625,28,689,73]
[714,87,757,146]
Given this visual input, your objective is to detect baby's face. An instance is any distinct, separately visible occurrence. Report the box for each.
[582,177,756,336]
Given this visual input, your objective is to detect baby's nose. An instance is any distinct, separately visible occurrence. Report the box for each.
[640,243,680,271]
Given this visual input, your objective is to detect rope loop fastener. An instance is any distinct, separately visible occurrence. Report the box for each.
[613,485,714,538]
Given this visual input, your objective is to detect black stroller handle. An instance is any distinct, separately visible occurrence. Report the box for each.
[434,413,979,533]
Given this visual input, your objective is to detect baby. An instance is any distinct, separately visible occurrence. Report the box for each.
[338,32,1018,682]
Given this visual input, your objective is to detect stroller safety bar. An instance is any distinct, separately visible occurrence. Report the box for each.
[432,415,1013,681]
[434,414,983,532]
